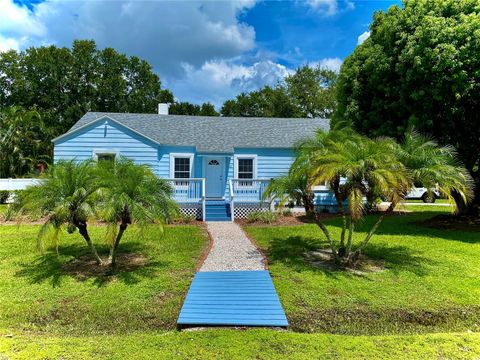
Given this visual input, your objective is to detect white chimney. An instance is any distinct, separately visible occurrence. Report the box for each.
[158,103,169,115]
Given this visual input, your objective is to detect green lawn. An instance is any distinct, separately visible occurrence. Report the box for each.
[245,206,480,335]
[1,207,480,359]
[1,330,479,359]
[403,199,450,204]
[0,224,208,335]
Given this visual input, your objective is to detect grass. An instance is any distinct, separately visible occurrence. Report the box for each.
[245,206,480,335]
[0,204,7,216]
[403,199,450,204]
[1,207,479,359]
[0,224,208,335]
[1,330,479,359]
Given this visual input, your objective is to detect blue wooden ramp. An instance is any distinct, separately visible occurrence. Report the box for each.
[177,270,288,328]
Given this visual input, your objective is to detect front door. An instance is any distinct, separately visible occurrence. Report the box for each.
[205,157,224,198]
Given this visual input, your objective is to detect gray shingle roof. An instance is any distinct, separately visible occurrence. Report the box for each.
[67,112,330,153]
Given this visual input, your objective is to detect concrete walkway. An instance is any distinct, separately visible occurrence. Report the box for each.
[200,221,265,272]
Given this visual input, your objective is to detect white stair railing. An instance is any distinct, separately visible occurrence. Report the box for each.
[202,178,206,222]
[229,179,234,222]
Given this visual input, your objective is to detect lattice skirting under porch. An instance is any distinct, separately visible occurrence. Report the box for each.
[179,204,203,220]
[233,203,269,219]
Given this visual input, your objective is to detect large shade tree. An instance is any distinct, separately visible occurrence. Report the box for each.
[336,0,480,213]
[0,40,164,137]
[221,65,337,118]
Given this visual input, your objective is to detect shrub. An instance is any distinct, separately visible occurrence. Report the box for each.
[178,213,196,224]
[247,210,278,224]
[0,191,10,204]
[282,208,293,217]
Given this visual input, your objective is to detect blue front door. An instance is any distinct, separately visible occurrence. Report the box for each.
[205,157,224,198]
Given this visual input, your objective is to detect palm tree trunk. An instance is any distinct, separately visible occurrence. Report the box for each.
[346,218,354,255]
[332,178,347,257]
[302,192,315,217]
[77,223,103,265]
[109,223,128,268]
[314,212,337,261]
[349,202,395,262]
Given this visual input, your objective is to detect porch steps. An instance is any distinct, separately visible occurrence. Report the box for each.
[205,200,231,222]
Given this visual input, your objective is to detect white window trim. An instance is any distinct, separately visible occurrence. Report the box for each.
[234,155,257,189]
[170,153,194,179]
[92,149,119,161]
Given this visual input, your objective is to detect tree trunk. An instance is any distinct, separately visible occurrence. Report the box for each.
[332,177,347,257]
[302,192,315,217]
[77,223,103,265]
[109,223,128,268]
[314,212,337,261]
[346,218,354,255]
[348,202,395,263]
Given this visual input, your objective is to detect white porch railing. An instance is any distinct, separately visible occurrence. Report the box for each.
[231,179,270,203]
[165,178,205,203]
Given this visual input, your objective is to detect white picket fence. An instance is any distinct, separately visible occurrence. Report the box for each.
[0,178,42,191]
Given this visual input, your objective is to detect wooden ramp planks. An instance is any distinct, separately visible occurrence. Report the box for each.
[177,270,288,327]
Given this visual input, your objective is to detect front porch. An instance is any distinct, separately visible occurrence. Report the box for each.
[165,178,271,221]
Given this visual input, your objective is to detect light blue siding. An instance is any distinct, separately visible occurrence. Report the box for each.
[54,121,338,210]
[234,148,295,179]
[54,118,159,174]
[158,145,197,178]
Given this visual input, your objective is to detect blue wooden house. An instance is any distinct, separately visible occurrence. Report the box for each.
[53,107,332,221]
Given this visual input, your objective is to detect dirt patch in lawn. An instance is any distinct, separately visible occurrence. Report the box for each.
[419,214,480,232]
[62,253,148,280]
[291,303,480,334]
[303,248,386,276]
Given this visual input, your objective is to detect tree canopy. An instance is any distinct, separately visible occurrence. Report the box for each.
[336,0,480,211]
[0,40,164,136]
[221,65,338,118]
[0,107,51,178]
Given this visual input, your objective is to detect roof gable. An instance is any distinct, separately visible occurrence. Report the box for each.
[59,112,330,153]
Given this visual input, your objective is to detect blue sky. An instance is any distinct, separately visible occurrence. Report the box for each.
[0,0,400,107]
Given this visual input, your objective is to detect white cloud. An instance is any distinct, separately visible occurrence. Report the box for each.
[309,57,343,72]
[0,0,257,77]
[305,0,338,16]
[0,35,20,52]
[357,31,371,45]
[171,60,293,107]
[304,0,354,16]
[0,0,46,37]
[318,57,343,72]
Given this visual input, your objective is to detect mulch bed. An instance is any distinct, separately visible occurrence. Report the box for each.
[303,248,386,275]
[62,253,148,280]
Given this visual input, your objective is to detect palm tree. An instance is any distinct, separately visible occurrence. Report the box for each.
[399,129,473,212]
[292,127,472,265]
[97,159,177,268]
[19,160,103,264]
[0,106,51,178]
[262,171,315,216]
[300,130,408,263]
